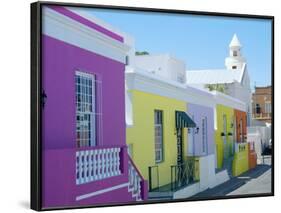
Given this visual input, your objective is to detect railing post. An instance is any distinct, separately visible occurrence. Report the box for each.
[128,156,147,201]
[117,148,121,175]
[76,152,79,185]
[148,167,152,191]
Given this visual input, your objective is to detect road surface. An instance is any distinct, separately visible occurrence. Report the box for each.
[193,156,272,198]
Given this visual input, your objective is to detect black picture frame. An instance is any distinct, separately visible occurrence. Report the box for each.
[31,1,274,211]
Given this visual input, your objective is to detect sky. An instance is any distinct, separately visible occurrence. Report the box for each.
[78,7,272,90]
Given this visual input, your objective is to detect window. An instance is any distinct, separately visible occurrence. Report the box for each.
[188,115,195,155]
[75,72,96,148]
[240,119,243,142]
[223,114,227,135]
[255,103,261,114]
[233,51,238,56]
[177,73,185,83]
[128,144,133,158]
[265,102,271,113]
[125,55,129,66]
[232,66,237,69]
[154,110,163,163]
[202,116,208,154]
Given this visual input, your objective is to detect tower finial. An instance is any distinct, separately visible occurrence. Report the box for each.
[229,33,242,48]
[225,34,245,70]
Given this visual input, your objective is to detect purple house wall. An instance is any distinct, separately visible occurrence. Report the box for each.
[41,6,147,208]
[187,103,215,156]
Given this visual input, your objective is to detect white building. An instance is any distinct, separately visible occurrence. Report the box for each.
[186,34,252,125]
[134,54,186,84]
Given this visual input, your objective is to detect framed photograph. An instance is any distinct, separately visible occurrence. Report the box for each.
[31,1,274,211]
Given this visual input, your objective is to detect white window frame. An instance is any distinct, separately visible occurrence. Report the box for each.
[75,71,96,148]
[188,114,195,155]
[265,101,271,114]
[154,110,163,163]
[202,116,208,154]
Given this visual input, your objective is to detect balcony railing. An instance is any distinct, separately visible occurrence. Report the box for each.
[76,147,121,185]
[148,165,159,191]
[170,158,198,191]
[252,112,271,119]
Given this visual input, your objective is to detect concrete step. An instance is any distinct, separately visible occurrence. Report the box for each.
[148,191,173,200]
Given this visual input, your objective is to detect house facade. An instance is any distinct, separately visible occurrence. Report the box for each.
[126,68,195,194]
[215,104,235,170]
[234,109,247,143]
[126,53,227,198]
[186,104,216,190]
[42,6,147,208]
[252,86,272,124]
[126,88,188,190]
[211,92,254,177]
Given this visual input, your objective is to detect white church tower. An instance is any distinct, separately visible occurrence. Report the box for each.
[225,34,246,70]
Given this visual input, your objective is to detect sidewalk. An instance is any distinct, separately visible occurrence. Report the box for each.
[228,167,271,195]
[192,156,272,198]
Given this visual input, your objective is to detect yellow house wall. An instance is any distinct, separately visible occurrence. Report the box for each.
[126,90,187,188]
[215,104,234,169]
[232,144,249,176]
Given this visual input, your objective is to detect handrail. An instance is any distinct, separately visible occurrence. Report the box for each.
[128,155,146,201]
[76,144,125,152]
[128,155,145,180]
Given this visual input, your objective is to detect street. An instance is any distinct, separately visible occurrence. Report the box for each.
[193,156,272,198]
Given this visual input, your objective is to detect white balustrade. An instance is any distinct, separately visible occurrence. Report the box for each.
[128,160,142,200]
[234,142,248,153]
[76,147,121,185]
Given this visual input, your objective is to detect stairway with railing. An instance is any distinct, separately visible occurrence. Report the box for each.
[75,146,148,202]
[148,158,198,199]
[128,156,147,201]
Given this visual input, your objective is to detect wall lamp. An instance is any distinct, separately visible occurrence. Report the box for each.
[41,90,47,109]
[195,127,199,134]
[187,127,199,134]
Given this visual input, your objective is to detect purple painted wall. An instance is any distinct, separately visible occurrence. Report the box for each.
[42,35,126,150]
[187,103,215,156]
[41,34,132,207]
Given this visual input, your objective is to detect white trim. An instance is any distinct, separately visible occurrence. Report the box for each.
[125,69,246,127]
[42,7,130,63]
[239,63,246,83]
[76,182,129,201]
[126,69,216,108]
[66,6,129,39]
[211,91,246,111]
